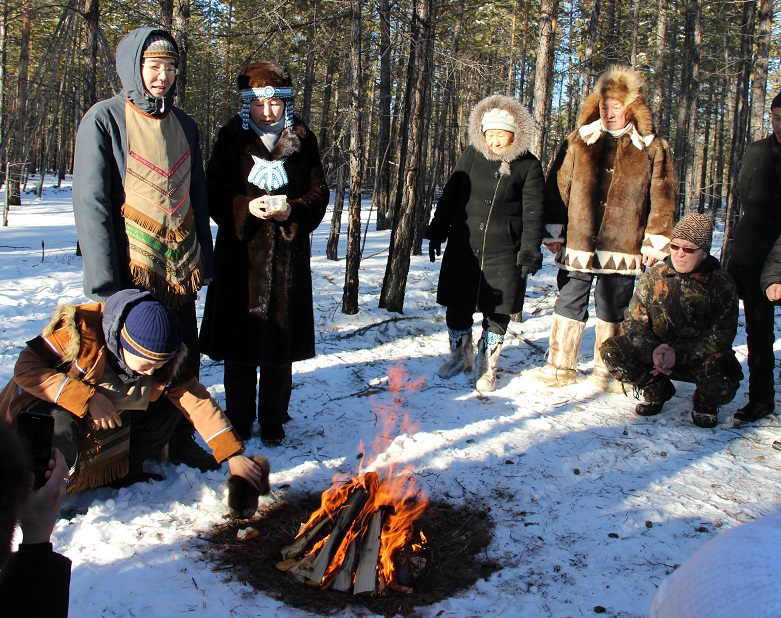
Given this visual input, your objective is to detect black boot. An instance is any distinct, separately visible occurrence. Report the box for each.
[692,406,719,429]
[734,400,775,423]
[635,401,665,416]
[168,431,221,472]
[260,424,285,446]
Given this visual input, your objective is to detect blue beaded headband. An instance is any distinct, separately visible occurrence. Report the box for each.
[240,87,294,130]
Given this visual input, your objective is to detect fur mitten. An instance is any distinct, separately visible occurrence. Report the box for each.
[227,455,270,519]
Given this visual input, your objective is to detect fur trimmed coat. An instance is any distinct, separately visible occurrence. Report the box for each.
[199,114,329,365]
[545,91,675,276]
[425,95,545,316]
[0,290,244,464]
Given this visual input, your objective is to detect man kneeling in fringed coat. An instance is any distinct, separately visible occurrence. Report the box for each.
[540,66,676,391]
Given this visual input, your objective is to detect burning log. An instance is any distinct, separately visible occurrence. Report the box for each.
[353,506,392,595]
[304,484,370,585]
[330,540,359,592]
[281,514,331,560]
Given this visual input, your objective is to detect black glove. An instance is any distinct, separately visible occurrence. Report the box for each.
[429,242,441,263]
[520,265,537,279]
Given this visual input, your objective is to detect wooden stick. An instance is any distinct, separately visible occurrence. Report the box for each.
[304,487,369,585]
[353,507,390,595]
[330,540,359,592]
[281,514,333,560]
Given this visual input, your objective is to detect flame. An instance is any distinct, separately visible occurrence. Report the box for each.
[290,363,430,590]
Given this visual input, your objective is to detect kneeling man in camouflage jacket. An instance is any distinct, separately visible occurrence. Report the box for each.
[600,213,743,428]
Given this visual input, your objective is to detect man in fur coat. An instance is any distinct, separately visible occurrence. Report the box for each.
[72,27,217,471]
[725,92,781,424]
[198,62,329,445]
[599,214,742,428]
[540,65,676,390]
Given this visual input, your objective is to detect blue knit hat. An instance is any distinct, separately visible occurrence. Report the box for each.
[119,300,180,362]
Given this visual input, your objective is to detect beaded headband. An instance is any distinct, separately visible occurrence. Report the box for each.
[240,87,294,130]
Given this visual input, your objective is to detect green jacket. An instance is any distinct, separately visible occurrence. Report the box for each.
[624,256,739,364]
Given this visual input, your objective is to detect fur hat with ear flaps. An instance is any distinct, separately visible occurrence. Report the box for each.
[578,65,655,136]
[468,94,534,176]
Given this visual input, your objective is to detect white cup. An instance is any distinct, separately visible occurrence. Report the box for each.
[265,195,288,212]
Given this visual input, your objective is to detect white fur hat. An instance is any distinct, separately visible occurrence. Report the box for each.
[650,512,781,618]
[481,108,516,134]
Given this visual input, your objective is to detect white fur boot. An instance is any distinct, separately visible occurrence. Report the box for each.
[438,329,473,379]
[537,314,585,386]
[591,319,626,393]
[475,332,503,393]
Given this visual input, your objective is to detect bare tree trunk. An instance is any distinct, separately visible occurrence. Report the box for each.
[220,1,233,125]
[326,134,347,260]
[630,0,642,66]
[532,0,559,166]
[605,0,620,64]
[342,0,363,315]
[582,0,601,97]
[174,0,191,109]
[697,96,711,214]
[83,0,99,111]
[0,4,8,188]
[673,0,701,216]
[8,2,31,207]
[506,0,518,95]
[651,0,669,129]
[749,0,772,142]
[379,0,435,313]
[373,0,393,231]
[722,0,756,257]
[300,0,318,125]
[160,0,174,29]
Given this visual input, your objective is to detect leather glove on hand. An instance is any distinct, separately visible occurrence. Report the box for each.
[429,242,441,263]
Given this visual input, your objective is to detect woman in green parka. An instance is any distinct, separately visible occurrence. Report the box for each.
[424,94,545,392]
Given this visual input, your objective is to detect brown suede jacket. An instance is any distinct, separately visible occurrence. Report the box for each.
[0,302,243,463]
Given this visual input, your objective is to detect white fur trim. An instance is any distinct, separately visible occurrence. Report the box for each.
[579,119,655,151]
[544,223,565,243]
[556,247,644,276]
[641,233,670,260]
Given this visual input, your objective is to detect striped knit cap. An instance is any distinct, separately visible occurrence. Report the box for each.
[671,213,713,253]
[119,300,180,362]
[142,33,178,61]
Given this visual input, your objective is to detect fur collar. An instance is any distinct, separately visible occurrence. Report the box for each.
[468,94,534,175]
[235,115,308,161]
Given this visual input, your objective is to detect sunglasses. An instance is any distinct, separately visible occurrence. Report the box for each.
[669,243,701,254]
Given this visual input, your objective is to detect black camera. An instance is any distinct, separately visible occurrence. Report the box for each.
[15,410,54,489]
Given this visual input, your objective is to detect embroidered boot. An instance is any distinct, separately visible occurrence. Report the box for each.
[537,314,585,387]
[438,329,474,379]
[591,319,627,393]
[475,331,504,393]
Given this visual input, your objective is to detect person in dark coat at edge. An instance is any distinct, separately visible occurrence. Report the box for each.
[71,27,218,472]
[0,423,70,618]
[199,62,329,445]
[724,91,781,424]
[424,94,545,393]
[600,214,743,428]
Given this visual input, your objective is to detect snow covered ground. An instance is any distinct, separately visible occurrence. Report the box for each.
[2,178,781,618]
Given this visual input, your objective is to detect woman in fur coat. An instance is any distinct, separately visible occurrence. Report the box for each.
[540,65,675,390]
[425,94,545,393]
[199,62,329,445]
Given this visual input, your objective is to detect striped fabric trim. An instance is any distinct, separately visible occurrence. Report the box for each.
[204,426,233,444]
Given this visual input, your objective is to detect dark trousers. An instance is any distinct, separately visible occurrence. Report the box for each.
[601,334,743,409]
[554,270,635,323]
[223,361,293,430]
[39,401,180,475]
[157,299,199,438]
[445,306,511,336]
[737,276,777,403]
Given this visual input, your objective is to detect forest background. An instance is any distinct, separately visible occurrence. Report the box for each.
[0,0,779,313]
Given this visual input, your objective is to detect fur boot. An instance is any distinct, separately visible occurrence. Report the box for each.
[475,332,504,393]
[591,319,627,393]
[438,329,473,379]
[227,455,271,519]
[537,314,585,386]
